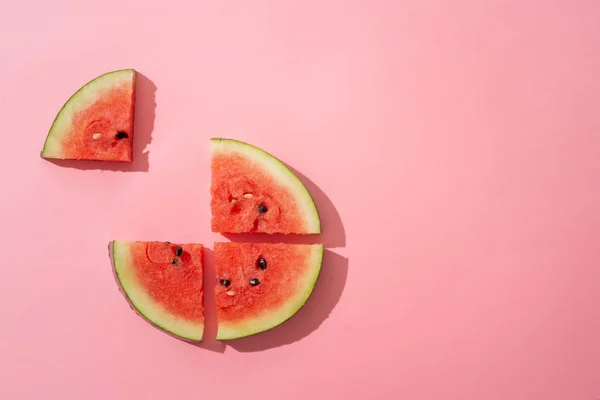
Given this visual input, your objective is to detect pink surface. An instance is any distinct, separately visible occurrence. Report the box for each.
[1,1,599,399]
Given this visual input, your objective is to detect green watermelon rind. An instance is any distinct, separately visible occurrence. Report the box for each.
[109,240,204,342]
[216,243,324,340]
[41,69,137,160]
[210,138,322,234]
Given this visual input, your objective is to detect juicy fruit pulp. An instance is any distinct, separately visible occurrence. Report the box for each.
[41,69,136,162]
[210,138,321,234]
[106,137,325,342]
[110,240,204,342]
[214,242,324,340]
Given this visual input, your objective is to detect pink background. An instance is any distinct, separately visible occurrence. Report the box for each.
[1,1,599,399]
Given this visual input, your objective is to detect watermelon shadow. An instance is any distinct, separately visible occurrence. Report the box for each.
[44,72,156,172]
[227,250,348,352]
[288,166,345,248]
[195,247,226,353]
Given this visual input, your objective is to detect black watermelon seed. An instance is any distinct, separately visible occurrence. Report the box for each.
[115,131,129,139]
[257,257,267,270]
[258,204,268,214]
[250,278,260,286]
[171,259,178,265]
[220,279,231,287]
[176,246,183,257]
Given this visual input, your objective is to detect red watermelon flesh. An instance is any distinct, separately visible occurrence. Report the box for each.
[210,138,321,234]
[41,69,136,162]
[214,242,323,340]
[110,240,204,341]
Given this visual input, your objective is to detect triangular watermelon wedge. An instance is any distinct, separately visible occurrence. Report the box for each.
[41,69,136,162]
[210,138,321,234]
[213,242,324,340]
[109,240,204,342]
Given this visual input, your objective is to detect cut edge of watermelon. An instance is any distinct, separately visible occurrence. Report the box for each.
[41,69,137,160]
[109,240,204,342]
[210,138,321,234]
[216,243,324,340]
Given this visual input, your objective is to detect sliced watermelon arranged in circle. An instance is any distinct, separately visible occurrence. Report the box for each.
[110,240,204,342]
[41,69,136,162]
[213,242,324,340]
[210,138,321,234]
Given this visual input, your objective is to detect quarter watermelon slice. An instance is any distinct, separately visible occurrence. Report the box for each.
[214,242,324,340]
[41,69,136,162]
[210,138,321,234]
[109,240,204,342]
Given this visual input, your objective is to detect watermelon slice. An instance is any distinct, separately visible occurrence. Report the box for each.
[213,242,324,340]
[109,240,204,342]
[210,138,321,234]
[41,69,136,162]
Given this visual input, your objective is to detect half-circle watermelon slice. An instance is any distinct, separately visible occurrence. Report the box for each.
[214,242,323,340]
[41,69,136,162]
[109,240,204,342]
[210,138,321,234]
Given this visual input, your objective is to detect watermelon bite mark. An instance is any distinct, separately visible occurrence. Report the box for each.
[41,69,136,162]
[110,240,204,342]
